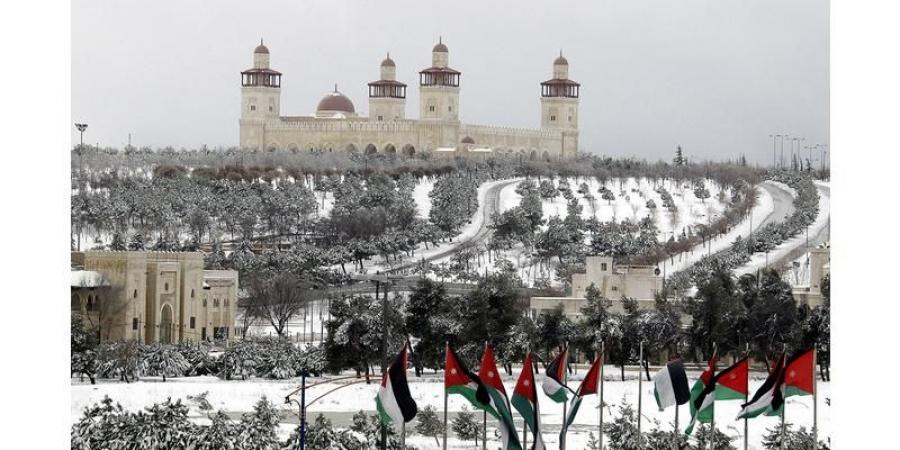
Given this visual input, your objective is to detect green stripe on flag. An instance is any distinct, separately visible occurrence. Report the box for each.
[784,385,812,398]
[512,394,536,428]
[715,384,745,401]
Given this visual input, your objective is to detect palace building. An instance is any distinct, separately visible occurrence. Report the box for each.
[239,39,580,159]
[71,251,239,344]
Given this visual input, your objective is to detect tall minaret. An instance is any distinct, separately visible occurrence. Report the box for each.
[368,53,407,121]
[540,51,580,157]
[419,38,460,122]
[240,40,282,150]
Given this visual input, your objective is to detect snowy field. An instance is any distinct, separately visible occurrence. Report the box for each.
[71,368,829,449]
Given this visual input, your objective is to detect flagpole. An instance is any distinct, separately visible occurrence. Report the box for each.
[599,341,605,450]
[709,343,718,450]
[443,343,449,450]
[780,351,786,450]
[561,343,569,450]
[813,348,818,448]
[401,420,406,449]
[482,409,487,450]
[637,341,643,445]
[523,347,529,449]
[744,343,749,450]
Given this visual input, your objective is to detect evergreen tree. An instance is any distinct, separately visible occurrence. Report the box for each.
[143,344,190,382]
[452,406,481,446]
[603,401,641,450]
[692,424,737,450]
[761,423,828,450]
[238,397,282,450]
[415,405,443,447]
[191,411,239,450]
[674,146,685,166]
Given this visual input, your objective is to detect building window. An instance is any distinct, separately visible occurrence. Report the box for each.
[133,289,138,299]
[550,115,556,121]
[611,286,618,292]
[377,115,383,121]
[190,317,196,329]
[250,105,256,111]
[448,106,452,112]
[164,283,169,291]
[132,318,138,330]
[191,289,195,299]
[601,263,608,271]
[201,327,207,340]
[268,106,273,111]
[214,299,219,307]
[568,116,572,122]
[224,298,229,307]
[202,298,207,307]
[429,105,435,112]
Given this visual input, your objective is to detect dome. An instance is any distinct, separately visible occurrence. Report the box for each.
[554,54,568,66]
[255,39,269,54]
[461,136,475,144]
[381,53,396,67]
[433,38,448,53]
[317,88,355,113]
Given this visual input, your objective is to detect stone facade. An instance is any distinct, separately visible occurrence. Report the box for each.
[530,256,663,320]
[792,246,830,308]
[239,40,580,160]
[71,251,239,344]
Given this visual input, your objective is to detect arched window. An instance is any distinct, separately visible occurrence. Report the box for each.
[213,299,220,307]
[191,289,195,299]
[132,318,138,330]
[202,298,207,307]
[133,289,138,299]
[224,298,229,307]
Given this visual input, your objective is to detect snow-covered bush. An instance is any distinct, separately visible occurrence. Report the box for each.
[143,343,191,382]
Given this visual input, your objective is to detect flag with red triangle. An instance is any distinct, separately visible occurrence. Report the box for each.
[561,353,602,442]
[542,347,571,403]
[479,344,522,450]
[445,344,492,412]
[685,352,717,434]
[783,348,815,398]
[511,352,545,450]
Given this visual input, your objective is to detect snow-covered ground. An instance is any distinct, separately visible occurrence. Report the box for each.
[71,368,830,449]
[735,181,830,276]
[497,177,730,242]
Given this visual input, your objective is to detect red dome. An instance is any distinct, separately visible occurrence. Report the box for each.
[317,90,355,113]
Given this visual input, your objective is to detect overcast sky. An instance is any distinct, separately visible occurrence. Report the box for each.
[72,0,828,164]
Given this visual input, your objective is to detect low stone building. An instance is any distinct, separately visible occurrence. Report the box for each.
[70,251,239,344]
[789,245,830,308]
[530,256,663,320]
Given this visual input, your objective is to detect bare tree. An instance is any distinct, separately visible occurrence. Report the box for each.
[245,272,309,337]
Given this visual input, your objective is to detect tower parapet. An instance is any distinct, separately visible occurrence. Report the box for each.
[419,38,460,122]
[240,40,282,150]
[540,51,580,157]
[368,53,407,121]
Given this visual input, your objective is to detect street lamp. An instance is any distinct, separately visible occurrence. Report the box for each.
[74,123,88,177]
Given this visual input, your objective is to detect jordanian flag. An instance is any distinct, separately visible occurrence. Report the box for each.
[783,348,815,398]
[542,347,571,403]
[561,354,602,444]
[653,359,691,411]
[685,356,749,434]
[375,345,418,426]
[685,352,718,434]
[445,344,492,412]
[737,354,787,419]
[479,344,522,450]
[512,352,545,450]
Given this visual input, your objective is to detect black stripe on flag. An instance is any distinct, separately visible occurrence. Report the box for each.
[668,360,691,405]
[389,348,418,422]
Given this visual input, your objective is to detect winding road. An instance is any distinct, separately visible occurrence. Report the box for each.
[382,177,522,274]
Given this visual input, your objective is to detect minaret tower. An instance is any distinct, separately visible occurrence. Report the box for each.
[368,53,407,121]
[239,40,282,150]
[540,51,580,157]
[419,38,461,122]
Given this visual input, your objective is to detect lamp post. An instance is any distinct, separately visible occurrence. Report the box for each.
[769,134,782,169]
[285,369,309,450]
[74,123,88,178]
[781,134,789,169]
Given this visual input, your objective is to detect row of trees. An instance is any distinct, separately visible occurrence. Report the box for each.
[321,268,829,381]
[669,171,821,292]
[71,319,325,384]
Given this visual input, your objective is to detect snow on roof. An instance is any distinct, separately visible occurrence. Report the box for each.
[469,147,493,153]
[435,147,457,152]
[71,270,109,288]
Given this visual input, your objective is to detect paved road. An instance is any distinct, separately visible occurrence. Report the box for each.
[757,181,797,230]
[382,178,522,274]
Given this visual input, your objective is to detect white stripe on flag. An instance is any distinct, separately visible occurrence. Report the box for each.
[379,376,404,425]
[653,365,676,409]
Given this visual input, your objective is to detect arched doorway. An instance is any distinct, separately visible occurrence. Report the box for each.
[542,151,551,161]
[529,150,537,160]
[345,143,358,153]
[159,304,173,344]
[364,144,378,155]
[287,143,299,153]
[384,144,397,154]
[402,144,416,157]
[71,293,82,313]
